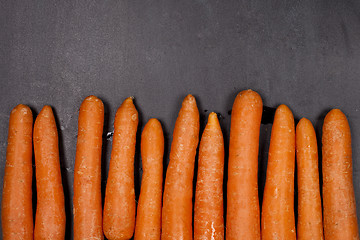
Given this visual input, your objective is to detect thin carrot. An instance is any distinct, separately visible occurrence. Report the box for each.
[103,97,138,240]
[33,106,66,240]
[322,109,359,239]
[261,104,296,240]
[73,95,104,240]
[194,112,224,240]
[134,118,164,240]
[1,104,33,240]
[162,94,200,240]
[296,118,323,240]
[226,89,263,240]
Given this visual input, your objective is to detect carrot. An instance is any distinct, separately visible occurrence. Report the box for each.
[296,118,323,240]
[226,89,263,240]
[261,104,296,240]
[134,118,164,240]
[103,97,138,240]
[194,112,224,240]
[1,104,33,240]
[73,95,104,240]
[322,109,359,239]
[162,94,200,240]
[33,106,66,240]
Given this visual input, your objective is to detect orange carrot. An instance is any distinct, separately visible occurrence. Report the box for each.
[194,112,224,240]
[33,106,66,240]
[162,94,200,240]
[134,118,164,240]
[73,95,104,240]
[261,104,296,240]
[103,97,138,240]
[322,109,359,239]
[1,104,33,240]
[226,89,263,240]
[296,118,323,240]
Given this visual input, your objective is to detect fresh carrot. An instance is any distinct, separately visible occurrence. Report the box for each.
[226,89,263,240]
[73,95,104,240]
[134,118,164,240]
[1,104,33,240]
[194,112,224,240]
[296,118,323,240]
[103,97,138,240]
[162,94,200,240]
[261,104,296,240]
[322,109,359,239]
[33,106,66,240]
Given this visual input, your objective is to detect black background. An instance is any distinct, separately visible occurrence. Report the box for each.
[1,0,360,239]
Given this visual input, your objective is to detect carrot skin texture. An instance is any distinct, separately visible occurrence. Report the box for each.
[134,118,164,240]
[261,104,296,240]
[194,112,224,240]
[322,109,359,240]
[226,89,263,240]
[296,118,324,240]
[73,96,104,240]
[162,94,200,240]
[33,106,66,240]
[103,97,138,240]
[1,104,33,240]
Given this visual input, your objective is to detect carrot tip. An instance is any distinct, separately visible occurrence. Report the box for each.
[39,105,53,116]
[185,94,195,101]
[11,104,32,117]
[208,112,218,121]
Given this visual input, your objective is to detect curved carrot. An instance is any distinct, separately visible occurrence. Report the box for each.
[322,109,359,239]
[134,118,164,240]
[1,104,33,240]
[73,95,104,240]
[162,94,200,240]
[33,106,66,240]
[226,89,262,240]
[103,97,138,240]
[296,118,323,240]
[261,104,296,240]
[194,112,224,240]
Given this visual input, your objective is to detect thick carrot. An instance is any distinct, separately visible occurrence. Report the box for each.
[261,104,296,240]
[162,94,200,240]
[296,118,323,240]
[103,97,138,240]
[194,112,224,240]
[134,118,164,240]
[322,109,359,239]
[1,104,33,240]
[33,106,66,240]
[226,89,262,240]
[73,95,104,240]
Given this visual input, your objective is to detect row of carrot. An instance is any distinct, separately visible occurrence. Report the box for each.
[1,89,358,240]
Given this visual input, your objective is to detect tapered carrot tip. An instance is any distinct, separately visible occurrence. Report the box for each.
[297,118,312,130]
[276,104,292,114]
[117,97,138,122]
[38,105,54,118]
[324,109,346,122]
[11,104,32,116]
[147,118,162,128]
[124,97,135,105]
[184,94,196,104]
[207,112,220,127]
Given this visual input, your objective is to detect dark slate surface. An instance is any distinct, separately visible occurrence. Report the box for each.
[1,0,360,238]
